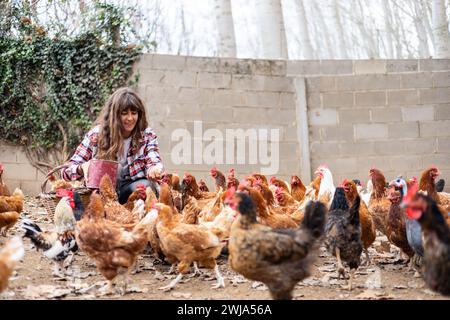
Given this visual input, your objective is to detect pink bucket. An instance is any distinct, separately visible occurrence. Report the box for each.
[86,159,118,189]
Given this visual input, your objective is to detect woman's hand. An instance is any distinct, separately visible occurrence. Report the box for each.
[147,165,163,180]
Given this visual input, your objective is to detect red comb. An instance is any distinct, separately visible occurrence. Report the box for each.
[136,183,145,190]
[56,189,73,198]
[269,176,276,184]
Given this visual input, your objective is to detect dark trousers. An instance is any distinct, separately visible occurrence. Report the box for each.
[117,178,159,204]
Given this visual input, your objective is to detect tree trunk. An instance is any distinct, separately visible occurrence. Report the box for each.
[255,0,288,59]
[291,0,314,59]
[213,0,237,57]
[330,0,348,58]
[432,0,450,58]
[413,0,430,57]
[382,0,395,58]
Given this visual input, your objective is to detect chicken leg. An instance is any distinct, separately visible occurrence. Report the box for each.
[52,261,65,278]
[335,247,346,280]
[347,269,356,291]
[189,262,203,278]
[159,273,183,291]
[363,248,371,266]
[211,264,225,289]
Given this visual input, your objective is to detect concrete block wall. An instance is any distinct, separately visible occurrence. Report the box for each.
[1,55,449,194]
[289,59,450,189]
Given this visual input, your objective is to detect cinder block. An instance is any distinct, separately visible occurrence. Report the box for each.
[432,71,450,87]
[214,90,245,106]
[390,156,423,172]
[322,92,353,108]
[2,163,38,181]
[284,126,300,141]
[371,107,402,122]
[373,140,406,155]
[321,125,354,141]
[356,157,391,174]
[338,108,370,125]
[279,142,300,159]
[386,60,418,73]
[325,158,359,175]
[231,75,265,91]
[232,107,267,124]
[262,76,294,92]
[246,92,280,107]
[267,109,296,125]
[219,58,253,75]
[306,77,336,92]
[310,142,340,157]
[419,59,450,72]
[388,122,419,138]
[403,138,437,155]
[420,120,450,137]
[186,56,220,73]
[320,60,354,75]
[287,60,321,75]
[21,180,41,196]
[279,92,296,108]
[309,109,338,126]
[197,73,231,89]
[388,90,419,105]
[0,144,18,163]
[422,154,450,169]
[420,88,450,104]
[197,88,216,105]
[336,74,401,91]
[355,123,388,140]
[354,60,386,74]
[200,106,233,123]
[307,93,321,109]
[402,106,434,122]
[167,104,201,120]
[152,54,186,71]
[339,142,375,157]
[355,91,386,107]
[437,137,450,152]
[401,73,433,88]
[308,127,321,141]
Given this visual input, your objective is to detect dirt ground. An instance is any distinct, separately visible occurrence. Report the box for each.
[0,196,448,301]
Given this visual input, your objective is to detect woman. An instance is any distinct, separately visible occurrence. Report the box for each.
[62,87,164,203]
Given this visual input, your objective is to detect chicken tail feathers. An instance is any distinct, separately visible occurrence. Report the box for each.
[301,200,327,239]
[21,219,51,251]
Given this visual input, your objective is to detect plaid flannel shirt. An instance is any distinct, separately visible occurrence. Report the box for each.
[62,125,164,181]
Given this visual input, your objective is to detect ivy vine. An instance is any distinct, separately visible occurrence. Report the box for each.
[0,2,143,173]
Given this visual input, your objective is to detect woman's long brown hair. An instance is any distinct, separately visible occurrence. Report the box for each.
[96,87,148,160]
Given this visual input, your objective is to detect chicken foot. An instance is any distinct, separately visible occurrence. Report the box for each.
[346,269,356,291]
[159,273,183,291]
[363,248,371,266]
[189,262,203,278]
[52,261,65,278]
[211,264,225,289]
[98,280,115,296]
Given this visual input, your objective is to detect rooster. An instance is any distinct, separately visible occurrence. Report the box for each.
[228,191,326,300]
[0,162,10,196]
[402,183,450,296]
[0,237,24,293]
[314,165,335,208]
[21,190,84,277]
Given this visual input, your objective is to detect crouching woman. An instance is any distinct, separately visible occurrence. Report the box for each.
[62,87,163,203]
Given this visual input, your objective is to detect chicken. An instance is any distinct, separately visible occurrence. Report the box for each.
[243,175,256,187]
[144,186,158,213]
[181,173,216,200]
[269,176,290,194]
[385,180,415,261]
[290,175,306,202]
[198,179,209,192]
[228,191,326,300]
[0,162,11,196]
[0,210,20,237]
[0,237,24,293]
[391,177,424,268]
[48,173,73,192]
[123,184,147,212]
[210,167,226,192]
[252,173,268,186]
[171,173,181,192]
[227,168,239,190]
[342,179,375,264]
[314,165,335,208]
[367,168,390,236]
[435,179,445,193]
[76,192,154,295]
[160,173,182,213]
[419,166,450,212]
[325,188,363,290]
[309,175,321,198]
[402,183,450,296]
[239,185,298,229]
[0,188,24,213]
[359,179,373,207]
[99,175,139,227]
[21,191,84,277]
[154,203,225,291]
[275,187,296,207]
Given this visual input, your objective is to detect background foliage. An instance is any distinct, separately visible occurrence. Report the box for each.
[0,1,143,173]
